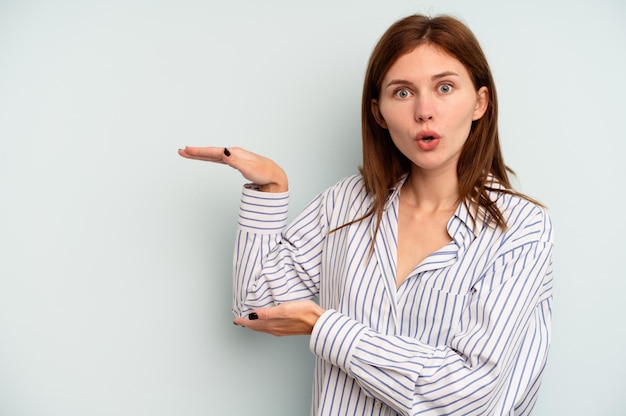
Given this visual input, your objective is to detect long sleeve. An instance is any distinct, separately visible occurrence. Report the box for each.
[310,201,553,415]
[232,184,329,317]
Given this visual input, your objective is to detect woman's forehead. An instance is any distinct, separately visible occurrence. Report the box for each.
[383,44,469,80]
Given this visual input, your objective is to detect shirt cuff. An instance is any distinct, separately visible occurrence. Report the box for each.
[310,310,367,376]
[238,184,289,233]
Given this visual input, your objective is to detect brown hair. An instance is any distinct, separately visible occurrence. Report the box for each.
[353,14,539,237]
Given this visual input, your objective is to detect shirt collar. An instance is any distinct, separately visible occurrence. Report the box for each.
[450,201,483,243]
[385,173,504,242]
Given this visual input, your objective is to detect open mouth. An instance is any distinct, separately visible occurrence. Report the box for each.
[415,131,441,150]
[416,130,440,142]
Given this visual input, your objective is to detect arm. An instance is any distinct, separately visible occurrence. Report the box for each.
[233,185,331,317]
[179,145,329,322]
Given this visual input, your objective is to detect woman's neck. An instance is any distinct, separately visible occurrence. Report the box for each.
[402,169,460,213]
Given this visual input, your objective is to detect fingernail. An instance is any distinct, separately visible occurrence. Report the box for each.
[248,312,258,320]
[224,147,231,157]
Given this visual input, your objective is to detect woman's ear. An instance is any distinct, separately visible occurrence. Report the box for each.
[472,86,489,121]
[371,99,388,128]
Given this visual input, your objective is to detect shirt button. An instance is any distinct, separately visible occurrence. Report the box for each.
[374,402,382,409]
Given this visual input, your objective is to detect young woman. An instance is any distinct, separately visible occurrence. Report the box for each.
[179,14,553,416]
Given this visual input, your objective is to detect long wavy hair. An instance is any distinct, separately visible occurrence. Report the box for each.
[353,14,539,238]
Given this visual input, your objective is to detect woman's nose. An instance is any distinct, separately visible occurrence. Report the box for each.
[416,112,433,122]
[414,97,434,122]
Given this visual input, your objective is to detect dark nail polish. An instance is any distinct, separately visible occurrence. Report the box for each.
[248,312,258,320]
[224,147,231,157]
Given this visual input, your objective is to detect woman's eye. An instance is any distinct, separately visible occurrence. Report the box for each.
[395,89,411,99]
[438,83,453,94]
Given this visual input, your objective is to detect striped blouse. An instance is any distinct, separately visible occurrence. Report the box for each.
[233,173,553,416]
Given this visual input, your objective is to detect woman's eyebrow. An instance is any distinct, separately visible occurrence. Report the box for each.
[432,71,459,80]
[384,71,460,89]
[384,79,414,89]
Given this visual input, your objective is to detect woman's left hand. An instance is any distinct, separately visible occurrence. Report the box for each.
[233,300,325,336]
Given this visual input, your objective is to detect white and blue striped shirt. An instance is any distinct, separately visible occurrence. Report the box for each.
[233,174,553,416]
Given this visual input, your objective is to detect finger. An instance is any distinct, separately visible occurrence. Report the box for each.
[233,316,273,332]
[178,146,228,163]
[179,146,223,159]
[231,307,280,327]
[234,317,311,336]
[233,316,249,326]
[248,306,283,321]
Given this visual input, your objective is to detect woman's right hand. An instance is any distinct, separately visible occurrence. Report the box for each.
[178,146,288,193]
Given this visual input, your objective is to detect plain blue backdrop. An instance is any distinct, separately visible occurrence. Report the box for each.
[1,0,624,414]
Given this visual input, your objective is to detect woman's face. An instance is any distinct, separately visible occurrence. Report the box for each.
[372,43,488,176]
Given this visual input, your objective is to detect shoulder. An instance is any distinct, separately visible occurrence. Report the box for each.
[495,191,554,245]
[314,174,373,224]
[327,174,368,195]
[316,174,369,203]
